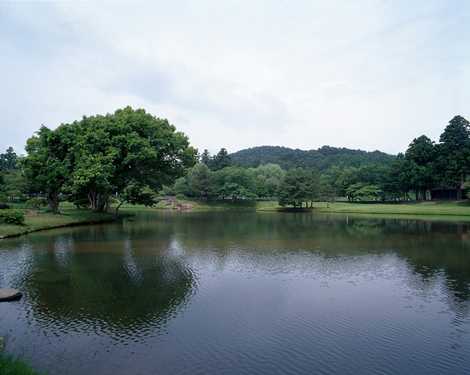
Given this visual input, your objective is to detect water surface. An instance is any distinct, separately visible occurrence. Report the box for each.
[1,211,470,375]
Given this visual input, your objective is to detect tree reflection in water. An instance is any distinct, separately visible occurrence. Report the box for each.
[6,227,196,341]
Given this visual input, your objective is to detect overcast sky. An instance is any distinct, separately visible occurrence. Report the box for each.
[1,0,469,155]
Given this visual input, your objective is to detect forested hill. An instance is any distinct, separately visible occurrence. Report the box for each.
[230,146,395,170]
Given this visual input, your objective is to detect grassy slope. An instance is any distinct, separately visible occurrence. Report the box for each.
[161,199,470,219]
[259,200,470,219]
[2,200,470,239]
[314,201,470,216]
[0,355,42,375]
[0,207,115,239]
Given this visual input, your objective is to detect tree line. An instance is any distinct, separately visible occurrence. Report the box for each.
[1,107,196,213]
[170,115,470,207]
[1,111,469,212]
[230,145,394,170]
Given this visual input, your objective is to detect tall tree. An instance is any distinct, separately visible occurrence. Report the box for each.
[187,163,213,199]
[200,149,211,166]
[437,115,470,199]
[211,148,232,170]
[212,166,256,200]
[24,107,197,213]
[278,168,311,208]
[0,147,18,171]
[70,107,197,212]
[23,125,76,213]
[250,163,285,198]
[404,135,436,200]
[382,154,412,200]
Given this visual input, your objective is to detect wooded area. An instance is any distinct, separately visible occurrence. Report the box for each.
[1,110,469,211]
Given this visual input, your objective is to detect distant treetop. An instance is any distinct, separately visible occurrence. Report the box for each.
[229,145,394,170]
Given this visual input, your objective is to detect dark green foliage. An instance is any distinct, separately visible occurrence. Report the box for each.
[404,136,436,199]
[13,111,470,211]
[174,163,285,201]
[187,163,213,199]
[0,209,25,225]
[198,148,232,170]
[278,168,320,208]
[0,169,27,203]
[212,166,256,200]
[435,116,470,197]
[230,145,394,171]
[200,149,211,165]
[23,126,76,213]
[0,355,42,375]
[249,163,285,198]
[0,147,26,203]
[0,147,18,171]
[345,183,383,201]
[22,107,197,213]
[25,197,48,210]
[211,148,232,170]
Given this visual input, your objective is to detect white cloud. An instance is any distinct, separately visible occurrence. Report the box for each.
[1,0,469,154]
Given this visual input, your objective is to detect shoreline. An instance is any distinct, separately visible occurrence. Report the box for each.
[2,201,470,239]
[0,217,118,240]
[0,208,125,240]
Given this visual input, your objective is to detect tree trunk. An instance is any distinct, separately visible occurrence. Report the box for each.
[115,200,124,216]
[88,191,109,212]
[457,175,465,200]
[47,192,60,214]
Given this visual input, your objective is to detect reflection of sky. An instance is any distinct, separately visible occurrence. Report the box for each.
[0,213,469,375]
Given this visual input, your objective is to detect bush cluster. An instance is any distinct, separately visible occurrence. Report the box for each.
[25,197,48,210]
[0,209,25,225]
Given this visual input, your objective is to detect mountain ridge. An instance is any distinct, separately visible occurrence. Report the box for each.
[229,145,395,170]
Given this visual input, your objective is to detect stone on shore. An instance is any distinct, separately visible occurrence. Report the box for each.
[0,288,22,302]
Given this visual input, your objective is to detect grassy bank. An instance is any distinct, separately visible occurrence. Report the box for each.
[2,200,470,239]
[157,198,470,218]
[313,201,470,217]
[0,207,116,239]
[0,355,42,375]
[257,200,470,218]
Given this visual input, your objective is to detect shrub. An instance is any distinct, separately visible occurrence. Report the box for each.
[0,354,42,375]
[0,203,10,209]
[0,210,25,225]
[25,197,47,210]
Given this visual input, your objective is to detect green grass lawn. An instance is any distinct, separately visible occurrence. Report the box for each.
[312,200,470,217]
[0,206,116,239]
[0,355,42,375]
[2,200,470,239]
[179,199,470,219]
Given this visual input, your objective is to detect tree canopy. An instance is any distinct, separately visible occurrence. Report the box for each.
[3,113,470,210]
[22,107,197,212]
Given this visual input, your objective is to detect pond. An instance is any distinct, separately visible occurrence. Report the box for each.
[1,211,470,375]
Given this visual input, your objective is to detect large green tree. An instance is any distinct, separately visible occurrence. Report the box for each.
[436,115,470,199]
[0,147,18,171]
[211,148,232,171]
[70,107,197,212]
[404,135,436,200]
[0,147,26,203]
[186,163,213,199]
[249,163,285,198]
[24,107,197,213]
[200,149,211,166]
[23,125,76,213]
[278,168,319,208]
[212,166,256,200]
